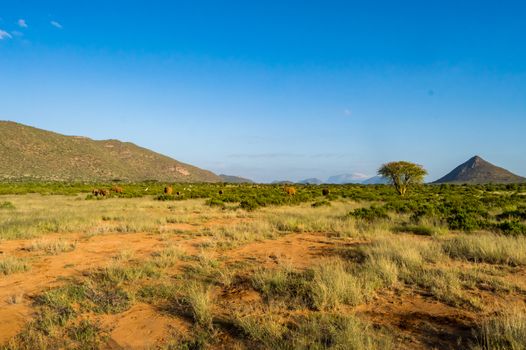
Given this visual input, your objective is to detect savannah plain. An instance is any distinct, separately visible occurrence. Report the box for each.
[0,183,525,349]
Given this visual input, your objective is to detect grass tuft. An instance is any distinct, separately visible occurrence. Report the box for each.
[472,307,526,350]
[27,239,76,255]
[0,256,30,275]
[181,282,214,328]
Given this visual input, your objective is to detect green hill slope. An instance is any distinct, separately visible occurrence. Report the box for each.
[0,121,220,182]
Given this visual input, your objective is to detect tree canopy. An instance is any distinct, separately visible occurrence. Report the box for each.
[378,161,427,196]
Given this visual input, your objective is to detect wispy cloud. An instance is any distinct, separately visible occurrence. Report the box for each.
[18,19,28,28]
[50,20,63,29]
[344,109,352,116]
[11,30,24,37]
[0,30,12,40]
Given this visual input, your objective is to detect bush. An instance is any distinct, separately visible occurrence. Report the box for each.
[496,220,526,236]
[206,198,225,208]
[155,194,183,201]
[311,200,331,208]
[496,208,526,221]
[447,209,481,232]
[349,206,389,222]
[239,199,260,211]
[392,225,435,236]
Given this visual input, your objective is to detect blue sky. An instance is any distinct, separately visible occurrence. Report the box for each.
[1,1,525,182]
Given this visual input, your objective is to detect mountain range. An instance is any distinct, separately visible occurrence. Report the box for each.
[298,178,324,185]
[327,173,369,184]
[296,175,389,185]
[2,122,524,185]
[296,156,526,185]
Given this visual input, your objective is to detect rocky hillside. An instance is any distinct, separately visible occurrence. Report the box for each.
[433,156,526,184]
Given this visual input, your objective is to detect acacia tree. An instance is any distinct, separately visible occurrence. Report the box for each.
[378,161,427,196]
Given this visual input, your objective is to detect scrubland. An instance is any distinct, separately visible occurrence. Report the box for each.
[0,183,525,349]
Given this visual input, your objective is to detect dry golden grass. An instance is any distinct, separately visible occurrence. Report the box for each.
[443,233,526,266]
[0,256,29,275]
[472,307,526,350]
[26,239,76,255]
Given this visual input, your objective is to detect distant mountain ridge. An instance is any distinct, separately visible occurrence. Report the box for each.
[0,121,220,182]
[272,180,295,185]
[298,178,323,185]
[219,174,254,183]
[433,156,526,184]
[327,173,369,184]
[295,175,387,185]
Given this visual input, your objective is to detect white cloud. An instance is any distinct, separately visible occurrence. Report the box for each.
[50,20,63,29]
[0,30,12,40]
[18,19,28,28]
[11,30,24,37]
[344,109,352,116]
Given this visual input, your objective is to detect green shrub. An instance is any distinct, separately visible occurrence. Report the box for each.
[349,206,389,222]
[496,221,526,236]
[155,194,183,201]
[447,209,481,232]
[311,200,331,208]
[392,225,435,236]
[206,198,225,208]
[496,208,526,221]
[239,199,260,211]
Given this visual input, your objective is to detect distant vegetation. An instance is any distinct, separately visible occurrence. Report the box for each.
[1,181,526,236]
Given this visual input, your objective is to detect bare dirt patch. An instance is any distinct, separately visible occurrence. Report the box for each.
[101,303,188,349]
[225,232,349,268]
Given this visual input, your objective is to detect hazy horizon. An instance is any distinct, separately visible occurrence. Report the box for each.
[1,1,525,182]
